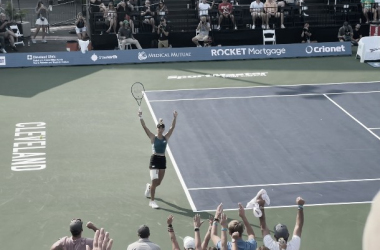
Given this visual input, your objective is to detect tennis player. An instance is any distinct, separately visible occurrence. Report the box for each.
[138,110,178,209]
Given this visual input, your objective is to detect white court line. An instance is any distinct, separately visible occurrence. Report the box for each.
[324,94,380,141]
[145,80,380,93]
[195,201,372,212]
[149,90,380,103]
[369,128,380,130]
[188,178,380,191]
[143,93,198,212]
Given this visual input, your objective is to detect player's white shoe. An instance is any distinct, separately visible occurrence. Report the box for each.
[144,183,151,198]
[150,200,159,209]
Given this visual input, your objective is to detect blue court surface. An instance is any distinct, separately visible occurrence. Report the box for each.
[145,81,380,212]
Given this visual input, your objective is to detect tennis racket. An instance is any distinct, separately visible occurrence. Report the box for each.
[131,82,145,111]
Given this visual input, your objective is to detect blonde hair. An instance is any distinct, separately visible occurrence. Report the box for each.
[157,118,165,128]
[228,220,245,237]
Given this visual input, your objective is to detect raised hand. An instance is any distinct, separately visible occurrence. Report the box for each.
[238,203,246,218]
[296,197,305,206]
[173,110,178,118]
[194,214,205,228]
[220,213,228,228]
[86,228,113,250]
[167,214,174,225]
[215,203,223,219]
[231,231,239,240]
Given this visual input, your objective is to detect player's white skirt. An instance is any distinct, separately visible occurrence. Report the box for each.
[36,18,49,26]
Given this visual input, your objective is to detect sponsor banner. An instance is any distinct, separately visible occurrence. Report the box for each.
[0,42,351,68]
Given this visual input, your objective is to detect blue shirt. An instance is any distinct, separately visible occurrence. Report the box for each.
[152,136,167,154]
[217,238,257,250]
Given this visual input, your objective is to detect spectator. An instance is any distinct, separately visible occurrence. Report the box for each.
[250,0,266,29]
[157,17,170,48]
[75,12,87,39]
[127,225,161,250]
[217,0,237,30]
[117,0,134,16]
[123,14,136,34]
[104,1,117,33]
[90,0,103,13]
[264,0,285,29]
[192,16,211,47]
[198,0,214,21]
[141,0,156,33]
[0,13,17,51]
[156,0,169,25]
[352,23,362,45]
[32,1,49,43]
[361,0,376,23]
[118,20,142,49]
[301,23,316,43]
[338,21,353,42]
[86,228,113,250]
[0,13,17,53]
[211,203,257,250]
[363,191,380,250]
[50,219,100,250]
[0,34,6,53]
[257,194,305,250]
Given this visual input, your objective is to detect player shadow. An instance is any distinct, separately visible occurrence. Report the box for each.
[155,198,195,217]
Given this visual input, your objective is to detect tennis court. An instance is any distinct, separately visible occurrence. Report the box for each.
[0,55,379,250]
[146,82,380,211]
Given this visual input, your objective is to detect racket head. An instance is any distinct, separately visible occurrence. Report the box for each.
[131,82,145,106]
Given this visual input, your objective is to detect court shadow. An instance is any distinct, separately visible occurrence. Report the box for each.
[0,66,106,98]
[274,84,346,99]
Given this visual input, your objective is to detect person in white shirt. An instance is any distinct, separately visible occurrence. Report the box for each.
[250,0,266,29]
[199,0,214,20]
[258,194,305,250]
[192,16,211,47]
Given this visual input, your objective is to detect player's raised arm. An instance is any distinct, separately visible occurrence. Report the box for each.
[164,111,178,140]
[138,111,155,142]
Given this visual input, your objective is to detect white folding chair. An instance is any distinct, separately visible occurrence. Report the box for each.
[263,29,276,45]
[9,25,25,46]
[116,34,132,50]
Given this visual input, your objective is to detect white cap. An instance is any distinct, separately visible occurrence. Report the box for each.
[183,236,195,249]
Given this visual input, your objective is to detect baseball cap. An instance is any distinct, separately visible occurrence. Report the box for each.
[138,225,150,238]
[70,219,83,233]
[273,224,289,239]
[183,236,195,249]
